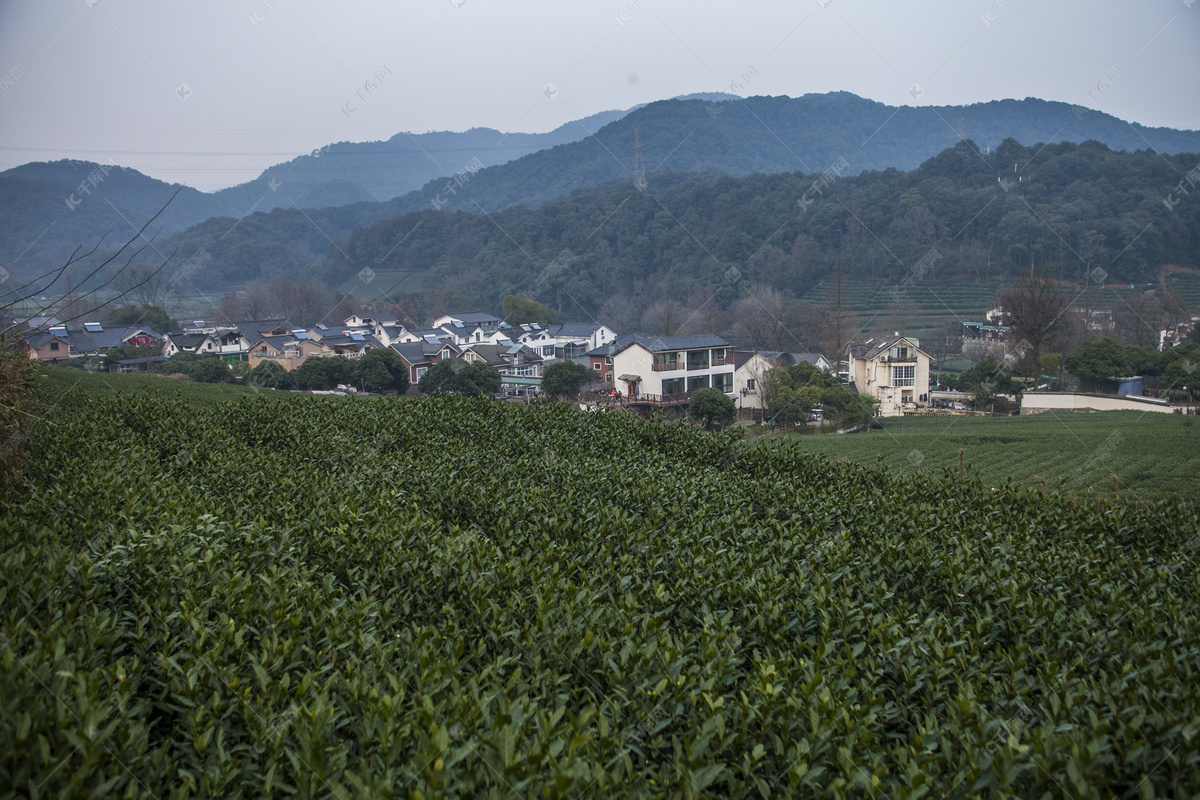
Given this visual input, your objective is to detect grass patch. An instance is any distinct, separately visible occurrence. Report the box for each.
[761,411,1199,504]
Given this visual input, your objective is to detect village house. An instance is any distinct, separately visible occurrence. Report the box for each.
[389,339,461,387]
[431,312,503,334]
[582,341,618,385]
[163,332,218,357]
[460,342,544,393]
[246,331,330,371]
[845,335,932,417]
[732,351,778,414]
[609,334,735,400]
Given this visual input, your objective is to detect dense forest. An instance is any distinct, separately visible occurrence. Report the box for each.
[310,139,1198,320]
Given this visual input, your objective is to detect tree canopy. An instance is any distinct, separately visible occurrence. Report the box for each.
[355,348,410,394]
[104,304,178,335]
[418,358,502,397]
[688,387,736,429]
[541,360,591,398]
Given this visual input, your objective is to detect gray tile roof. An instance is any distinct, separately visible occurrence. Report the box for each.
[614,333,730,355]
[846,336,923,361]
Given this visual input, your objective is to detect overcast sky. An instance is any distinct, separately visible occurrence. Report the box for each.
[1,0,1197,192]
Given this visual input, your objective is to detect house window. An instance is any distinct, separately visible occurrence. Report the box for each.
[712,372,733,393]
[542,346,555,356]
[653,353,680,371]
[686,350,709,371]
[891,346,910,360]
[593,363,602,371]
[892,365,915,386]
[49,342,60,352]
[662,377,686,395]
[605,356,613,365]
[746,378,756,391]
[687,375,710,392]
[416,367,427,379]
[711,348,730,365]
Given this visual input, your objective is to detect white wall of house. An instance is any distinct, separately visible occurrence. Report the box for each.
[734,353,778,411]
[847,337,931,417]
[612,343,735,398]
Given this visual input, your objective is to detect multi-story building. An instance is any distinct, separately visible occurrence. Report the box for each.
[845,335,932,416]
[610,334,735,399]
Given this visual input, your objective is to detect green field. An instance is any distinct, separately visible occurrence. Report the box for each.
[35,365,268,408]
[798,276,1154,339]
[764,411,1199,505]
[3,373,1199,797]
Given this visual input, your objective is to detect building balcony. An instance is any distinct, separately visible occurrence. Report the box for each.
[686,361,710,371]
[651,362,681,372]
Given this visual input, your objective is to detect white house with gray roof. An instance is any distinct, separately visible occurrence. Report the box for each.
[610,334,735,399]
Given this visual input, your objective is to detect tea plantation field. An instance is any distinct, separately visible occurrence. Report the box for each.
[2,377,1199,798]
[768,412,1200,506]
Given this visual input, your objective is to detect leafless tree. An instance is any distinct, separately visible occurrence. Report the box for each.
[641,298,684,336]
[240,280,274,321]
[114,263,174,312]
[999,265,1070,375]
[1113,292,1165,349]
[731,285,807,352]
[1,190,180,340]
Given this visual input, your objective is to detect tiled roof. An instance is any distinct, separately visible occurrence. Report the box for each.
[614,333,729,355]
[846,336,923,361]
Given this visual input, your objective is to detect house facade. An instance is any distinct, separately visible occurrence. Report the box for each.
[246,334,330,371]
[733,351,779,412]
[845,335,932,417]
[610,334,735,399]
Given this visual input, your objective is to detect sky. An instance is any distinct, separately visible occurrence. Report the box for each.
[1,0,1197,192]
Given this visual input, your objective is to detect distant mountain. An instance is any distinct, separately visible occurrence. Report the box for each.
[0,107,636,276]
[5,92,1200,283]
[381,92,1200,216]
[257,107,636,203]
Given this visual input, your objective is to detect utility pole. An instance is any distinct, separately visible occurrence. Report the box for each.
[834,256,845,376]
[632,126,646,192]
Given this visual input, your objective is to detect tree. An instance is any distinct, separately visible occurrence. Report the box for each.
[190,359,234,384]
[292,356,354,390]
[1112,292,1164,349]
[541,359,591,398]
[1063,337,1129,388]
[354,347,410,394]
[154,352,202,377]
[113,263,174,312]
[959,357,1016,409]
[640,299,684,337]
[927,321,963,367]
[731,286,798,352]
[688,387,736,429]
[104,304,178,334]
[999,268,1070,376]
[419,358,501,397]
[246,360,293,390]
[501,295,564,326]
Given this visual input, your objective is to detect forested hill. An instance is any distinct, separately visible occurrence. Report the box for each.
[0,108,633,276]
[311,139,1198,315]
[373,92,1200,218]
[6,91,1200,283]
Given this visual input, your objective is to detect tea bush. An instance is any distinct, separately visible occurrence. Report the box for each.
[2,388,1198,798]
